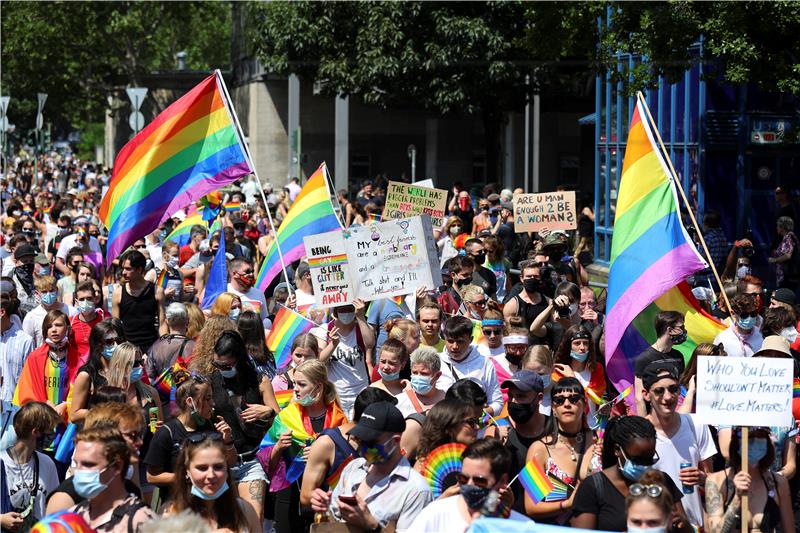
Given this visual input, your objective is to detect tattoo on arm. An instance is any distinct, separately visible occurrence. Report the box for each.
[705,480,723,516]
[720,505,739,533]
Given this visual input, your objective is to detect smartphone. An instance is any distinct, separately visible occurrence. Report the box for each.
[338,495,357,505]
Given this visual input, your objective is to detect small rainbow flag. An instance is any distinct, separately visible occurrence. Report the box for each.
[481,411,511,428]
[367,212,382,224]
[586,387,604,406]
[517,459,554,504]
[793,378,800,399]
[224,201,241,213]
[156,269,169,289]
[275,389,294,409]
[266,306,315,369]
[617,384,633,401]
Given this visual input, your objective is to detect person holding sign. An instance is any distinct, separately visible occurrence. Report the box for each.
[704,427,795,533]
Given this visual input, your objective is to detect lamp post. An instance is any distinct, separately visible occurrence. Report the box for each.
[35,93,47,185]
[408,144,417,183]
[0,96,9,177]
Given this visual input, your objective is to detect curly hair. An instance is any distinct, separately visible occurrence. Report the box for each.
[188,315,237,376]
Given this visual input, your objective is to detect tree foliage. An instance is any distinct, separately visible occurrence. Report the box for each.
[1,1,231,131]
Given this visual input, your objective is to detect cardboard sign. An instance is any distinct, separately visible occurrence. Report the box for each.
[343,215,442,301]
[695,356,794,427]
[303,232,355,308]
[512,191,577,233]
[383,181,448,229]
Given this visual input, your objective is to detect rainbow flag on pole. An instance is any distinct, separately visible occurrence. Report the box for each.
[255,163,342,291]
[604,95,715,396]
[266,306,315,369]
[99,71,253,264]
[517,459,553,504]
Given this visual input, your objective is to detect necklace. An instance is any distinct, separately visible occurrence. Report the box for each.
[309,411,326,421]
[558,436,578,462]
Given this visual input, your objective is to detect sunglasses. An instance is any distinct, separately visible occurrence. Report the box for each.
[211,360,235,371]
[185,431,224,446]
[650,384,680,396]
[456,472,491,488]
[462,417,481,429]
[738,312,759,319]
[482,329,502,336]
[471,299,487,307]
[104,337,120,346]
[552,394,583,406]
[629,483,663,498]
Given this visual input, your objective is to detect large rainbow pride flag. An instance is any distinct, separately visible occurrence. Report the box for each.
[255,163,342,291]
[99,71,253,264]
[605,95,719,395]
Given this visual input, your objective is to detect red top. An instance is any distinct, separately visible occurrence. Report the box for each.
[70,309,106,367]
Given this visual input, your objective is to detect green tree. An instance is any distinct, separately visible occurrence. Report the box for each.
[1,1,231,132]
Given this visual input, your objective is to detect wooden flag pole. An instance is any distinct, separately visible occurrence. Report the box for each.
[635,92,732,314]
[741,426,749,532]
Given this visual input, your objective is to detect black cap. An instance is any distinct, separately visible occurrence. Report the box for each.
[772,288,796,306]
[347,402,405,441]
[14,244,37,259]
[642,360,680,390]
[501,370,544,393]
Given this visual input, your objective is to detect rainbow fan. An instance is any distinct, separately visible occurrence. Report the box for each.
[422,442,466,497]
[32,511,94,533]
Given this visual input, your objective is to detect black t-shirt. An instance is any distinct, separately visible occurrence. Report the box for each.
[572,470,682,531]
[143,418,190,474]
[634,346,685,378]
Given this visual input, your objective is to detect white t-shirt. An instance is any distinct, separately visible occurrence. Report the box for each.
[327,326,369,418]
[409,495,530,532]
[227,283,268,321]
[713,326,764,357]
[652,414,718,527]
[295,288,315,308]
[395,389,424,417]
[56,234,103,270]
[477,343,505,358]
[1,449,60,522]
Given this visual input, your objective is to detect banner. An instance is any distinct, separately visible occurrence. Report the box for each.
[303,232,355,308]
[383,181,448,229]
[343,215,442,301]
[512,191,576,233]
[695,356,793,427]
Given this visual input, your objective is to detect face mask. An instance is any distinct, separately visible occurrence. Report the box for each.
[627,526,667,533]
[236,273,255,287]
[508,402,536,424]
[103,345,116,359]
[780,327,798,344]
[73,466,112,499]
[736,266,751,279]
[737,316,757,330]
[410,375,433,395]
[745,437,768,463]
[40,291,58,305]
[337,312,356,325]
[670,331,688,345]
[188,398,207,426]
[18,263,35,277]
[228,308,240,321]
[378,368,401,382]
[37,267,50,277]
[570,350,588,363]
[460,483,493,510]
[130,367,143,383]
[455,276,472,288]
[540,373,552,389]
[472,253,486,265]
[297,385,319,407]
[523,279,541,294]
[166,257,179,269]
[359,437,397,464]
[191,480,230,501]
[219,367,238,379]
[45,336,69,350]
[78,300,95,314]
[618,449,650,481]
[505,353,522,367]
[449,226,462,236]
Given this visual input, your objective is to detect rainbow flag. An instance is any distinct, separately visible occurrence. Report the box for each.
[156,269,169,289]
[224,201,241,213]
[99,71,253,264]
[517,459,554,504]
[165,206,223,246]
[255,163,343,291]
[605,95,713,395]
[266,306,315,369]
[275,389,294,409]
[793,378,800,399]
[367,212,382,224]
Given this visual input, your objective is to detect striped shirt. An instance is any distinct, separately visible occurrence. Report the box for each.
[0,322,34,402]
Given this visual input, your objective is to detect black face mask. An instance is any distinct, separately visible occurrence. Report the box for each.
[455,276,472,288]
[472,253,486,266]
[523,278,541,294]
[507,402,536,424]
[460,484,492,511]
[505,353,522,367]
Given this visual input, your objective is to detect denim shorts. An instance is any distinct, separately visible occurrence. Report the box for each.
[231,457,268,483]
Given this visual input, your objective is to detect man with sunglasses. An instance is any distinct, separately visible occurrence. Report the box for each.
[410,438,529,530]
[465,238,497,299]
[633,310,689,414]
[713,293,764,358]
[310,402,432,532]
[643,362,717,529]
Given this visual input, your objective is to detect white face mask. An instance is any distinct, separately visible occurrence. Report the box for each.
[627,526,667,533]
[337,312,355,325]
[780,326,798,344]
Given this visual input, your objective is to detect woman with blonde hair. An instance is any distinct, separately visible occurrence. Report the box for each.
[385,318,421,358]
[106,342,163,432]
[438,215,466,266]
[523,344,555,415]
[184,302,206,339]
[188,315,237,376]
[209,292,242,322]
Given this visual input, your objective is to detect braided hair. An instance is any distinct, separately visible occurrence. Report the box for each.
[601,415,657,469]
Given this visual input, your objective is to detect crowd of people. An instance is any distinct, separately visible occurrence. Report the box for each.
[1,152,800,533]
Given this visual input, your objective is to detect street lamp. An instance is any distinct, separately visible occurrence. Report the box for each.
[408,144,417,183]
[35,93,47,182]
[0,97,9,176]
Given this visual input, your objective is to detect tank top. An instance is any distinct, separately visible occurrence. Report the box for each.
[119,282,158,351]
[513,293,549,329]
[320,427,357,490]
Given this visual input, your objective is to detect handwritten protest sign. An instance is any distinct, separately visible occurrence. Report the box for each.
[512,191,576,233]
[383,181,447,229]
[695,356,793,427]
[343,215,442,301]
[303,232,354,308]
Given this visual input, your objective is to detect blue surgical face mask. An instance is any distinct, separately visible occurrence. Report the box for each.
[40,291,58,305]
[73,466,113,499]
[191,480,229,500]
[570,350,589,363]
[737,316,757,330]
[411,375,433,395]
[78,300,95,314]
[627,526,667,533]
[378,368,401,382]
[619,448,650,481]
[540,373,552,389]
[337,312,356,325]
[744,437,769,463]
[103,345,116,359]
[130,367,143,383]
[228,308,240,322]
[219,367,238,379]
[296,385,319,407]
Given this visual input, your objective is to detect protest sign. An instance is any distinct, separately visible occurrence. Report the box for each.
[303,232,354,308]
[695,356,793,427]
[343,215,442,301]
[383,181,447,229]
[512,191,577,233]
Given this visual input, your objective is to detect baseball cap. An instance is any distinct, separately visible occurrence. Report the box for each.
[501,370,544,393]
[34,254,50,266]
[487,193,500,203]
[14,243,37,259]
[642,360,680,390]
[348,402,406,441]
[772,288,795,306]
